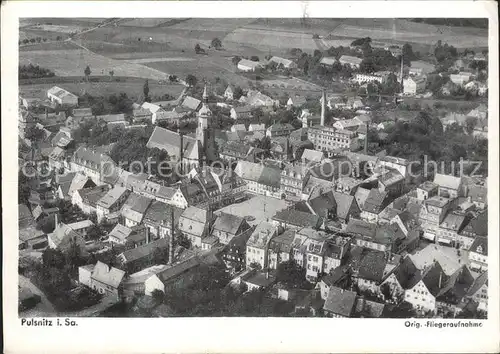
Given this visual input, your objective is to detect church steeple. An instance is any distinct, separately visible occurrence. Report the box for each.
[202,84,208,103]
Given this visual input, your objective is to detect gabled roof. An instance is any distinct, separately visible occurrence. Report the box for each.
[323,286,357,317]
[247,222,276,248]
[434,173,462,191]
[354,298,385,318]
[358,250,387,282]
[181,96,201,111]
[461,212,487,237]
[49,223,82,248]
[97,186,129,209]
[469,236,487,256]
[181,206,208,223]
[109,223,133,243]
[346,219,377,238]
[121,193,153,223]
[354,187,371,209]
[362,189,389,214]
[301,149,323,163]
[91,261,125,289]
[273,208,322,229]
[146,126,198,160]
[237,59,263,69]
[47,86,78,100]
[339,55,362,65]
[213,212,247,235]
[466,270,488,297]
[386,256,419,289]
[119,238,169,263]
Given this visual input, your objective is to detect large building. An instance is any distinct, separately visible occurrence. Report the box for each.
[47,86,79,106]
[308,126,359,154]
[146,86,217,170]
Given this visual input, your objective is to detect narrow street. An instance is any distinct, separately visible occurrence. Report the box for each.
[19,275,58,317]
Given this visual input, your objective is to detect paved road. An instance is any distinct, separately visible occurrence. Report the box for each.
[19,275,58,317]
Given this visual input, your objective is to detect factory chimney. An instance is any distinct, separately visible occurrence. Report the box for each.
[364,122,369,154]
[400,54,405,92]
[320,90,326,126]
[169,208,175,265]
[179,133,184,175]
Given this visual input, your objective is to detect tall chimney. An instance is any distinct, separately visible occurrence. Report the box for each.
[438,271,442,289]
[400,54,404,92]
[364,122,369,154]
[179,133,184,175]
[54,212,59,228]
[320,90,326,126]
[145,226,150,243]
[169,208,174,265]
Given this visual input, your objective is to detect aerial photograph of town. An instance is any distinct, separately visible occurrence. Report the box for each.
[18,17,489,319]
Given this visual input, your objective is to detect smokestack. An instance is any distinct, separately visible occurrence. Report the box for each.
[179,133,184,175]
[321,90,326,126]
[54,213,59,228]
[364,122,369,154]
[438,271,442,288]
[145,226,150,243]
[400,54,404,92]
[169,208,174,265]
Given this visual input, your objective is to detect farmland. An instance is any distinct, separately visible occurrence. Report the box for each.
[19,79,185,102]
[19,48,170,80]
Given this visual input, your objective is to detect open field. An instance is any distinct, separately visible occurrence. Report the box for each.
[224,28,319,52]
[327,19,488,49]
[19,18,106,28]
[19,41,80,52]
[143,56,251,87]
[19,48,170,80]
[19,79,185,101]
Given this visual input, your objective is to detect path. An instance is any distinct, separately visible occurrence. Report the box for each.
[19,275,58,317]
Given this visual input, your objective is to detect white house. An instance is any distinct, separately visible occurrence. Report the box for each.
[403,76,426,95]
[47,86,79,106]
[268,56,297,69]
[237,59,263,72]
[141,102,166,124]
[224,86,234,100]
[338,55,362,69]
[450,72,474,86]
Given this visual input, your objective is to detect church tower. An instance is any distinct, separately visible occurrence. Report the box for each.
[196,85,211,146]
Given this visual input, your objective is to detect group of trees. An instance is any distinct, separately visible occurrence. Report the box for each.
[19,64,55,79]
[77,92,134,117]
[380,110,488,175]
[194,37,223,54]
[19,37,48,45]
[154,263,294,317]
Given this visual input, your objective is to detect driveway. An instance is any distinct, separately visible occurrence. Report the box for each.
[19,275,58,317]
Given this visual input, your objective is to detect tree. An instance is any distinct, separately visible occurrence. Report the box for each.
[276,260,306,288]
[42,248,66,269]
[36,37,42,43]
[194,43,202,54]
[233,86,244,100]
[360,57,376,73]
[250,56,260,62]
[211,37,222,49]
[185,74,197,87]
[169,75,178,83]
[36,216,56,234]
[402,43,417,64]
[151,289,165,304]
[25,125,46,144]
[109,70,114,80]
[232,56,241,66]
[84,65,91,81]
[143,79,150,102]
